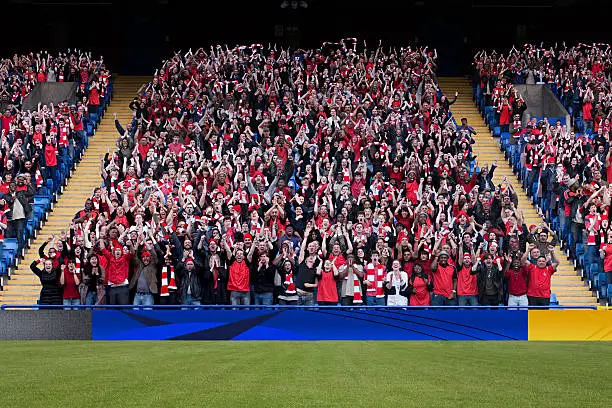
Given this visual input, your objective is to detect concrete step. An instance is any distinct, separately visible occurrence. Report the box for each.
[438,76,597,306]
[1,76,144,304]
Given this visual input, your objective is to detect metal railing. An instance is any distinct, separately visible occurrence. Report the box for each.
[0,304,600,311]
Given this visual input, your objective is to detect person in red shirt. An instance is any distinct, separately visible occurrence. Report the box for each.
[59,259,81,309]
[101,241,134,305]
[503,254,529,307]
[457,251,479,306]
[407,263,433,306]
[316,259,339,305]
[523,246,559,307]
[223,238,251,305]
[430,250,457,305]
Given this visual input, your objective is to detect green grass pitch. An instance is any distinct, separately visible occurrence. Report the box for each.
[0,341,609,407]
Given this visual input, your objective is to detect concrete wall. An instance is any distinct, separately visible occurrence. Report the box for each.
[21,82,78,111]
[0,310,91,340]
[514,84,571,127]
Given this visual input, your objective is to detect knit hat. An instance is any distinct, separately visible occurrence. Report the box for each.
[141,251,151,258]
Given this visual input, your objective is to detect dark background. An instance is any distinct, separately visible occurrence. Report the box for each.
[3,0,610,76]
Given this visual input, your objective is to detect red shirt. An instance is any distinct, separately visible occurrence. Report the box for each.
[457,265,478,296]
[409,274,431,306]
[316,270,338,303]
[44,144,58,167]
[102,249,132,285]
[526,264,555,298]
[228,259,250,292]
[504,267,528,296]
[432,264,456,298]
[61,270,80,299]
[600,244,612,272]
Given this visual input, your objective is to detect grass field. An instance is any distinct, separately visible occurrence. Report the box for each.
[1,341,610,407]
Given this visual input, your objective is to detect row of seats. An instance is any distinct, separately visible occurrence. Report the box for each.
[473,86,612,306]
[0,82,114,289]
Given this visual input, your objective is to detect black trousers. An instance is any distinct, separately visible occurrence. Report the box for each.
[480,294,500,306]
[108,286,130,305]
[341,296,354,306]
[528,296,550,307]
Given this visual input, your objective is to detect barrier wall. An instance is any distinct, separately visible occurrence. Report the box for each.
[1,307,610,341]
[21,82,78,111]
[514,84,571,127]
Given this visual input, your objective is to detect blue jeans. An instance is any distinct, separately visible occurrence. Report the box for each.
[133,293,154,306]
[297,292,314,306]
[9,218,26,254]
[366,296,385,306]
[63,298,80,310]
[183,294,201,306]
[230,291,250,306]
[431,293,457,306]
[85,291,98,305]
[254,292,273,305]
[457,295,479,306]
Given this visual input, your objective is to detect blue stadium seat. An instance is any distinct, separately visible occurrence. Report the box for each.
[550,294,558,306]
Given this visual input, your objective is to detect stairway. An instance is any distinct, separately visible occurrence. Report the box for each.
[437,77,597,307]
[0,76,148,305]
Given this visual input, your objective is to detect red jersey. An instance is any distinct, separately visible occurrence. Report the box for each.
[504,267,528,296]
[432,264,456,298]
[457,265,478,296]
[526,264,555,298]
[227,259,250,292]
[316,270,338,303]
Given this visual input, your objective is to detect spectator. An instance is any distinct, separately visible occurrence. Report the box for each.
[4,174,35,253]
[316,259,339,306]
[81,253,106,305]
[385,260,409,306]
[523,244,560,306]
[101,241,133,305]
[59,259,81,309]
[30,258,62,305]
[176,257,204,306]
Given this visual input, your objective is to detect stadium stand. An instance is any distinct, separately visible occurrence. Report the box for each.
[473,43,611,305]
[1,41,590,307]
[0,50,111,297]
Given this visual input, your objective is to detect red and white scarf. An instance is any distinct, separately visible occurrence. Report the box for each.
[365,263,385,297]
[284,271,296,294]
[160,266,170,296]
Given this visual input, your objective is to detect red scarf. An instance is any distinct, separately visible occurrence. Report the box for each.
[284,270,296,294]
[365,263,385,297]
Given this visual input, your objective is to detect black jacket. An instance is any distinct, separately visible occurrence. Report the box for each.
[475,263,504,303]
[5,184,35,220]
[176,260,208,303]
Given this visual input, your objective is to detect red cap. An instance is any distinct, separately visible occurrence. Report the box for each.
[141,251,151,258]
[232,205,242,213]
[185,257,194,264]
[244,233,253,240]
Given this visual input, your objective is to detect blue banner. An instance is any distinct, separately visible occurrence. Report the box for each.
[92,309,529,341]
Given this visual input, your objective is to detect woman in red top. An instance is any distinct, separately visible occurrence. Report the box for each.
[316,260,339,305]
[88,80,101,114]
[43,135,58,188]
[408,263,433,306]
[59,259,81,309]
[497,98,512,132]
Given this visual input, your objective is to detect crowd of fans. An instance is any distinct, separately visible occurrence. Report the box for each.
[1,50,110,253]
[473,43,612,293]
[31,40,562,308]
